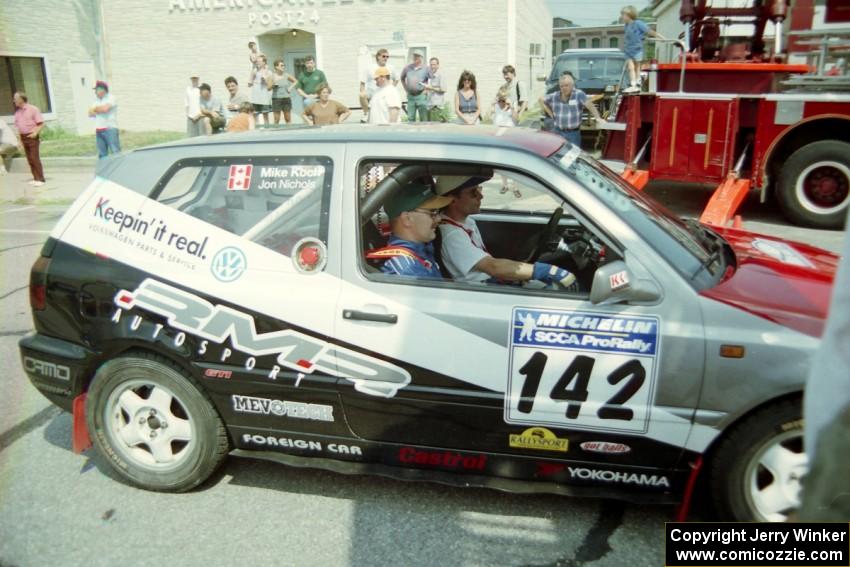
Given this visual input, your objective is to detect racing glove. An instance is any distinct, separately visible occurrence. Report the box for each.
[532,262,577,288]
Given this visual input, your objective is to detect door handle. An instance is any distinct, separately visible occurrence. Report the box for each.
[342,309,398,324]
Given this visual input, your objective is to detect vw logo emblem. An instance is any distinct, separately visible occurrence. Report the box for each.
[211,247,247,282]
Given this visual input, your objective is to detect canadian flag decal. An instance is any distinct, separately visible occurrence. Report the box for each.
[227,164,253,191]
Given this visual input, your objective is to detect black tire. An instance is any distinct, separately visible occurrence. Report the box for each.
[86,353,230,492]
[776,140,850,229]
[709,399,805,521]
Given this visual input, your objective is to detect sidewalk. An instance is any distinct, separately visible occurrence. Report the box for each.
[1,163,97,205]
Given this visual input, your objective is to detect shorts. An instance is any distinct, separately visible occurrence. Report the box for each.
[252,103,271,113]
[272,98,292,112]
[624,50,644,61]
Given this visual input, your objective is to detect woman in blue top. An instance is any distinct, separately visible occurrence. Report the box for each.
[621,5,666,93]
[454,70,480,125]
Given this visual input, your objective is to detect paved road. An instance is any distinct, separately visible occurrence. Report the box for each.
[0,171,843,567]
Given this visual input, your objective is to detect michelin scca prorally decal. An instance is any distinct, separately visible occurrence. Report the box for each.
[113,278,411,397]
[506,308,660,434]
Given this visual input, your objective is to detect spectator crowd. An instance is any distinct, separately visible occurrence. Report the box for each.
[180,41,546,135]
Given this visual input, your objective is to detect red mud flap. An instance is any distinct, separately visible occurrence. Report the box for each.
[621,168,650,190]
[699,177,751,227]
[675,456,704,522]
[72,393,92,454]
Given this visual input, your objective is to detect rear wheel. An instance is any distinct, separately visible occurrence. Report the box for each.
[709,400,806,521]
[777,140,850,229]
[86,353,230,492]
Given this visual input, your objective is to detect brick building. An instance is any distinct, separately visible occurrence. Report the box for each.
[552,24,625,56]
[1,0,552,133]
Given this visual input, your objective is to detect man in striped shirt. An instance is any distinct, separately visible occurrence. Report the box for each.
[540,73,605,148]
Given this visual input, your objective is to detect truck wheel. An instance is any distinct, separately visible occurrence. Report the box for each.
[86,353,230,492]
[777,140,850,229]
[709,400,806,521]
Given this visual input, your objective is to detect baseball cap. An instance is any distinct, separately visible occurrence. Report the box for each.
[384,182,453,219]
[412,50,424,58]
[93,80,109,91]
[435,174,493,196]
[374,66,391,78]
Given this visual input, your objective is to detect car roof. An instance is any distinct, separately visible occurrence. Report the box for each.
[558,49,624,56]
[134,124,565,159]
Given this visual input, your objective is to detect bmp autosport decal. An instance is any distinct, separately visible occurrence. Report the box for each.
[506,308,660,434]
[114,278,411,398]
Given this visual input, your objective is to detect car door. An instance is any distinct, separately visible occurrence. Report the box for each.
[334,141,706,478]
[110,144,351,440]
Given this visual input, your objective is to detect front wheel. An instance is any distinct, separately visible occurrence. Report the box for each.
[86,353,230,492]
[709,400,806,521]
[776,140,850,229]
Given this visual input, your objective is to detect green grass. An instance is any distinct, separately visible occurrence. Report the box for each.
[39,129,184,157]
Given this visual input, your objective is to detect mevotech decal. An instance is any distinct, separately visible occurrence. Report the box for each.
[113,278,411,397]
[231,395,333,421]
[505,308,660,434]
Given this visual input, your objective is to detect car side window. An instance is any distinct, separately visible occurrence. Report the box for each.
[480,171,563,213]
[357,159,621,295]
[154,157,332,257]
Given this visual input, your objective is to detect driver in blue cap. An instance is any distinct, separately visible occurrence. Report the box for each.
[367,180,454,278]
[437,175,576,287]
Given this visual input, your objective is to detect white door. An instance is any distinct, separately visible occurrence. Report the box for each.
[69,60,95,135]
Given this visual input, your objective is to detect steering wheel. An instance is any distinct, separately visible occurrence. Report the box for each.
[525,207,563,263]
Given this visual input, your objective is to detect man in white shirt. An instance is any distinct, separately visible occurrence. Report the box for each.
[436,175,575,287]
[185,75,203,137]
[368,67,401,125]
[0,120,18,175]
[359,48,398,121]
[88,80,120,158]
[499,65,528,123]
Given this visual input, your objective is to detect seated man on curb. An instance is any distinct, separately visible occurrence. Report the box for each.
[367,181,453,278]
[199,83,226,135]
[436,175,576,288]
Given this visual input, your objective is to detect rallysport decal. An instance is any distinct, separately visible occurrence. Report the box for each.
[506,308,660,434]
[114,278,411,398]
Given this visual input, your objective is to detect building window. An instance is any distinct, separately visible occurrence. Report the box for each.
[578,39,587,49]
[592,38,601,48]
[610,37,619,48]
[0,56,52,115]
[553,40,557,56]
[561,39,570,51]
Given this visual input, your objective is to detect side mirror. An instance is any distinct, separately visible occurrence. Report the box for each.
[590,261,661,305]
[536,74,548,82]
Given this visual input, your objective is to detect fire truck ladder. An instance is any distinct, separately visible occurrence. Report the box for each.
[699,142,751,228]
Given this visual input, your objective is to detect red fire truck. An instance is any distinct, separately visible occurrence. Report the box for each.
[602,0,850,229]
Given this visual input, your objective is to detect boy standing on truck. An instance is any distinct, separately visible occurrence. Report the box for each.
[621,5,665,93]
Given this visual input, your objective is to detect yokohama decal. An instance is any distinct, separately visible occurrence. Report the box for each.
[114,278,411,397]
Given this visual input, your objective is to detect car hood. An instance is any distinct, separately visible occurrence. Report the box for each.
[699,227,838,338]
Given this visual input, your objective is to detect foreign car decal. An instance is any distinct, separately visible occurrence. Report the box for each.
[506,308,660,434]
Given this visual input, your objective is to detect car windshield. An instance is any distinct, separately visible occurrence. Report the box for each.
[549,54,625,83]
[553,145,725,289]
